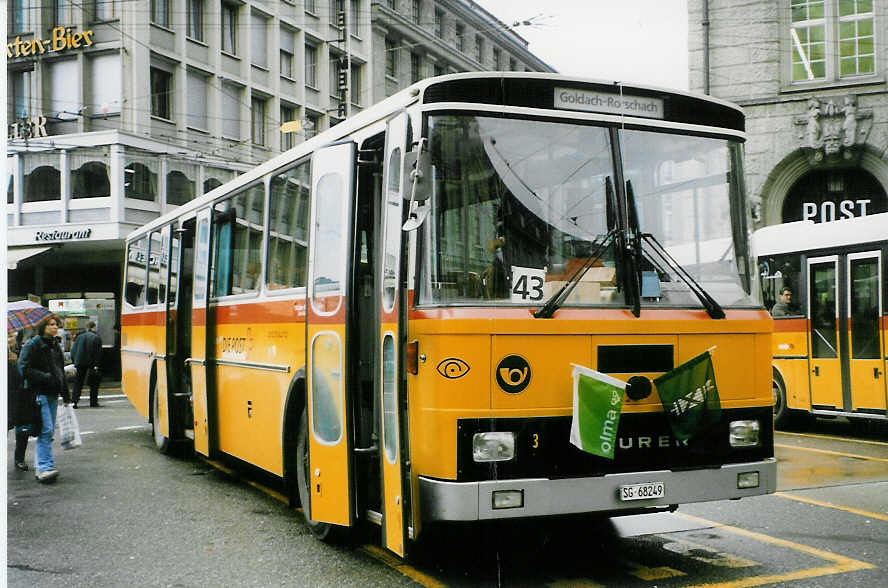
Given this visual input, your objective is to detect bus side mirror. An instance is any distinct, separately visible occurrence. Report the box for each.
[402,138,432,232]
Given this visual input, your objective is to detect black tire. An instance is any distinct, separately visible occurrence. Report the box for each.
[772,370,790,429]
[296,409,344,542]
[152,387,172,454]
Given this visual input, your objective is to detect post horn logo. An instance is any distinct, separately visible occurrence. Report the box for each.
[496,355,531,394]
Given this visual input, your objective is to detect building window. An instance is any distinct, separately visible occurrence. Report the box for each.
[12,0,31,32]
[55,0,73,26]
[350,0,360,36]
[23,154,61,202]
[411,53,421,83]
[433,63,444,77]
[11,70,32,119]
[89,53,121,115]
[493,47,501,70]
[509,58,517,71]
[150,0,169,28]
[790,0,875,82]
[222,82,241,139]
[167,161,197,206]
[386,0,396,9]
[280,105,295,150]
[222,2,238,55]
[350,63,362,106]
[187,0,203,41]
[434,8,444,38]
[305,44,318,87]
[474,35,483,63]
[455,24,464,52]
[124,159,158,202]
[251,12,268,68]
[186,70,208,130]
[72,156,111,199]
[305,0,316,14]
[412,0,421,24]
[386,38,398,77]
[93,0,115,21]
[150,67,172,120]
[280,35,295,78]
[305,112,320,138]
[49,59,80,120]
[252,97,266,146]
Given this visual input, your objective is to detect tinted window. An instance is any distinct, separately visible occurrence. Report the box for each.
[268,160,311,290]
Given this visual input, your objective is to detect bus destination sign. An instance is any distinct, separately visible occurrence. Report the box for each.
[554,88,664,120]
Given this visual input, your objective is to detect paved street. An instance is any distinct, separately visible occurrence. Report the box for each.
[7,387,888,587]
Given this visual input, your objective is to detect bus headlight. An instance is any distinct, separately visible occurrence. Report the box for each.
[473,432,516,462]
[729,420,760,447]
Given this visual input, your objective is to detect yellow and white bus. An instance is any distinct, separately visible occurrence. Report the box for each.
[755,213,888,428]
[121,73,775,556]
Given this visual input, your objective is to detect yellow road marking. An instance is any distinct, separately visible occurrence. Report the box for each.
[362,544,446,588]
[775,492,888,522]
[677,513,875,588]
[775,443,888,463]
[778,431,888,447]
[623,560,686,580]
[659,535,758,568]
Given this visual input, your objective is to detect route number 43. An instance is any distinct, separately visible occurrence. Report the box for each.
[510,266,546,303]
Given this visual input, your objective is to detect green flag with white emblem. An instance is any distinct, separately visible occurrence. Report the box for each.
[654,349,721,441]
[569,364,626,459]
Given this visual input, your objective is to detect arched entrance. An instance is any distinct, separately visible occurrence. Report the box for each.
[782,169,887,223]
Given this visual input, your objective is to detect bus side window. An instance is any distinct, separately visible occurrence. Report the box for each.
[146,230,164,305]
[211,183,266,296]
[268,160,311,290]
[125,235,149,307]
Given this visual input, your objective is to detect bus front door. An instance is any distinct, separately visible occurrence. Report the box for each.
[305,142,356,527]
[846,251,887,414]
[808,256,843,409]
[190,209,214,457]
[377,112,410,557]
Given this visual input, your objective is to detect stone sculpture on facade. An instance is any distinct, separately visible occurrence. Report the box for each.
[796,95,871,165]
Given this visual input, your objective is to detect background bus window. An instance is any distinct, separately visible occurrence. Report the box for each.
[268,160,311,290]
[146,230,163,305]
[125,235,149,307]
[310,173,344,312]
[212,184,266,296]
[850,257,880,359]
[810,262,838,358]
[759,253,803,316]
[311,333,343,444]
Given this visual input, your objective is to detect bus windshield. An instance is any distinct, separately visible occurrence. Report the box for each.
[418,114,758,309]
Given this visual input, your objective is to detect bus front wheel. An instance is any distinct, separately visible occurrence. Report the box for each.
[296,409,343,542]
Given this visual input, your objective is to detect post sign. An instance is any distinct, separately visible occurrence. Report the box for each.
[802,199,871,223]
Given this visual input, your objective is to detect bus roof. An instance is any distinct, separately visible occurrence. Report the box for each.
[752,213,888,256]
[126,72,746,243]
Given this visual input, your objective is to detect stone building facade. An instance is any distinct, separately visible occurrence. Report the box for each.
[687,0,888,228]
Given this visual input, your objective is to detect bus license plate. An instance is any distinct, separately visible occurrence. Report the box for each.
[619,482,665,501]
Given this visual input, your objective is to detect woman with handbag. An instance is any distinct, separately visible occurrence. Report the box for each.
[17,315,72,483]
[8,330,38,471]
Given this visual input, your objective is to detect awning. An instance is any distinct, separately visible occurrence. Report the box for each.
[7,246,53,270]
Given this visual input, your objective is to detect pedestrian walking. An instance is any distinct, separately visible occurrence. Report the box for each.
[17,315,72,483]
[8,331,38,471]
[71,321,103,408]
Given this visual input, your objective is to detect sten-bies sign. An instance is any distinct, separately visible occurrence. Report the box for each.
[554,87,664,119]
[7,27,95,59]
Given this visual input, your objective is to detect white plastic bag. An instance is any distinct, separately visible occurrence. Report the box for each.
[57,403,82,450]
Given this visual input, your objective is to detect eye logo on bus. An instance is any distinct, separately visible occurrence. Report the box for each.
[437,358,470,379]
[496,355,531,394]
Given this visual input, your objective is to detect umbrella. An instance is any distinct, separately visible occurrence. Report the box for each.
[8,305,52,333]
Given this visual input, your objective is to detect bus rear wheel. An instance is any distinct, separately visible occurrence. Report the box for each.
[152,388,171,454]
[296,409,344,542]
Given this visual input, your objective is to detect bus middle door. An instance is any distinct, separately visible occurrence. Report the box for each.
[846,251,887,414]
[808,256,843,410]
[305,142,357,527]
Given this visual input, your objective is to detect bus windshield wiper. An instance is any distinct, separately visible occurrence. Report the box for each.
[535,177,619,319]
[626,181,726,320]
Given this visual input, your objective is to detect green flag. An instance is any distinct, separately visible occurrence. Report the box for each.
[654,349,721,441]
[570,364,626,459]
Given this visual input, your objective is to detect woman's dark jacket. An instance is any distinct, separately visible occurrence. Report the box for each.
[18,335,71,403]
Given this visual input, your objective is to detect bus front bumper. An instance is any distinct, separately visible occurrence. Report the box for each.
[418,458,777,521]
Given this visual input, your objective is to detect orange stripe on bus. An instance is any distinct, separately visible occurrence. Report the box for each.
[773,318,807,332]
[120,310,165,327]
